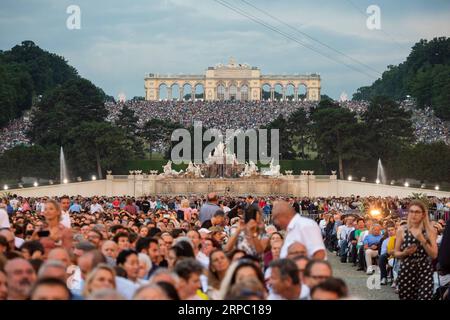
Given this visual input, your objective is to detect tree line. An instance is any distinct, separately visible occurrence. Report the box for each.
[353,37,450,120]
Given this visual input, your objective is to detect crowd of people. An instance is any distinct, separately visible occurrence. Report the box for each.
[0,116,31,154]
[0,99,448,155]
[0,193,449,300]
[340,99,449,145]
[105,100,317,132]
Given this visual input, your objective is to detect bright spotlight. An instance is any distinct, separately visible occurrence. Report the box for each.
[404,182,409,187]
[370,209,381,218]
[3,185,8,190]
[421,184,425,189]
[92,175,97,181]
[63,178,68,184]
[376,179,380,184]
[435,185,440,191]
[347,175,352,181]
[33,182,39,187]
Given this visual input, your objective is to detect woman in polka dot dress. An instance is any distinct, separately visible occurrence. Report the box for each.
[394,200,438,300]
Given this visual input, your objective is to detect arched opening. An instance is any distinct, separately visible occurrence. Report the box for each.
[274,84,283,101]
[217,84,225,101]
[171,84,180,101]
[286,84,295,101]
[229,85,237,101]
[240,85,249,101]
[262,84,271,101]
[182,83,192,101]
[194,84,204,100]
[298,84,307,101]
[158,84,168,101]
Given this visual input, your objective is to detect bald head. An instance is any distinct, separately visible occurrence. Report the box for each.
[272,200,295,230]
[48,248,72,268]
[287,242,307,258]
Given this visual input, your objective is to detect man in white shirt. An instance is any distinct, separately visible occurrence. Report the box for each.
[59,196,71,228]
[0,204,10,229]
[273,200,326,260]
[90,197,104,214]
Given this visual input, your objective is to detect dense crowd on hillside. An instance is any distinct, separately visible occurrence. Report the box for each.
[340,100,449,145]
[105,100,317,132]
[0,117,31,153]
[1,99,448,154]
[0,193,449,300]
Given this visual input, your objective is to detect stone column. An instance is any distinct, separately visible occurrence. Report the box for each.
[282,87,286,102]
[167,87,172,101]
[127,174,135,197]
[135,174,144,197]
[294,88,299,102]
[270,88,274,101]
[106,173,113,197]
[180,87,184,101]
[191,86,195,101]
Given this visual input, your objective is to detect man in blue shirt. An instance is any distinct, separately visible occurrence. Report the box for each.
[69,199,82,214]
[363,224,383,274]
[199,193,220,223]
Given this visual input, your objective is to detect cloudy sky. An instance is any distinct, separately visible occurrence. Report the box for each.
[1,0,449,99]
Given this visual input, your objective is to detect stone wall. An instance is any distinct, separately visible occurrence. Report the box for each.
[4,173,450,198]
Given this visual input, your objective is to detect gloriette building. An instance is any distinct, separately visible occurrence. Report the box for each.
[144,58,321,102]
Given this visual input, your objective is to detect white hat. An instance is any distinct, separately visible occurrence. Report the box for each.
[198,228,211,234]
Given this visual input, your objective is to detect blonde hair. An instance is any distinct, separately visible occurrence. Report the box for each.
[83,263,116,297]
[407,200,433,237]
[46,199,62,220]
[181,199,190,209]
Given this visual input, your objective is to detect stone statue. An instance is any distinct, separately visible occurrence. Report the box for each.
[215,142,225,158]
[186,161,195,174]
[240,162,250,177]
[249,160,258,175]
[193,163,203,178]
[261,158,281,177]
[161,160,183,176]
[268,158,281,176]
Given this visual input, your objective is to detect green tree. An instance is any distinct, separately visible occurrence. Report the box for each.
[264,115,295,160]
[353,37,450,120]
[0,145,58,182]
[362,96,414,161]
[29,78,107,145]
[115,106,144,157]
[141,119,181,159]
[392,142,450,183]
[286,108,310,158]
[311,106,368,179]
[116,106,139,137]
[65,122,133,179]
[3,40,78,95]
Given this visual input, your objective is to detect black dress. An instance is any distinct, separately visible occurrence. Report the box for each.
[397,228,434,300]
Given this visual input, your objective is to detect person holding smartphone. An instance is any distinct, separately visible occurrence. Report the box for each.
[32,200,72,251]
[394,200,438,300]
[224,206,268,257]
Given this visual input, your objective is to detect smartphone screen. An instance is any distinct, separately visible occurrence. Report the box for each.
[37,230,50,237]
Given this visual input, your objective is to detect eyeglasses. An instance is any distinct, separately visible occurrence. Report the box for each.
[309,275,330,281]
